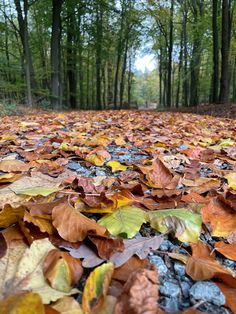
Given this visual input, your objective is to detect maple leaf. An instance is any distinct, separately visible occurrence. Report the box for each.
[0,159,29,172]
[85,146,111,166]
[225,172,236,190]
[107,160,128,172]
[52,202,107,242]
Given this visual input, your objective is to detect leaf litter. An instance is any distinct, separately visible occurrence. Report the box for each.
[0,110,235,313]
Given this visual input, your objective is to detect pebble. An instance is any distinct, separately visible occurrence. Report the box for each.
[148,255,168,275]
[180,281,192,298]
[190,281,225,306]
[160,280,181,298]
[160,297,180,313]
[174,262,186,277]
[159,239,174,251]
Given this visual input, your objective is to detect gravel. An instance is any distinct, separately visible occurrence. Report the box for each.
[190,281,225,306]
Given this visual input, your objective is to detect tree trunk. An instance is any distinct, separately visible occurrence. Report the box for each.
[67,3,77,109]
[219,0,230,103]
[119,37,128,109]
[14,0,36,107]
[167,0,174,107]
[212,0,219,103]
[51,0,63,109]
[95,2,102,110]
[176,31,183,108]
[182,4,188,106]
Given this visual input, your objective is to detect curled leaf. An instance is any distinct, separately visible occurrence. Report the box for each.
[82,262,114,314]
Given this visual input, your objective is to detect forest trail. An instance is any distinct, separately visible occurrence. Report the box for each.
[0,110,235,313]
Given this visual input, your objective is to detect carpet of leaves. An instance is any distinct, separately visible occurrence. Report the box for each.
[0,110,235,314]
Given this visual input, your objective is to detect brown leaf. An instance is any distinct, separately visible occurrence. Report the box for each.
[52,202,107,242]
[88,235,124,260]
[0,159,30,172]
[0,232,7,258]
[214,241,236,261]
[201,196,236,237]
[217,283,236,314]
[43,249,83,292]
[113,257,149,282]
[186,241,236,287]
[139,157,174,188]
[110,235,163,267]
[114,266,159,314]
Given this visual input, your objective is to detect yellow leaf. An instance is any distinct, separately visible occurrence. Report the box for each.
[0,292,44,314]
[107,160,128,172]
[0,205,26,228]
[52,296,84,314]
[82,263,114,314]
[225,173,236,190]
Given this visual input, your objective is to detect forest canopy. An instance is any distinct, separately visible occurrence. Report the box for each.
[0,0,235,109]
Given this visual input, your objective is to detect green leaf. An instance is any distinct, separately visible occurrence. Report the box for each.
[98,206,147,238]
[82,262,114,314]
[148,208,202,243]
[12,186,61,196]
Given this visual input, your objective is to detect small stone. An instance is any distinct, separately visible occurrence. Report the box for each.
[160,280,181,298]
[160,297,180,313]
[174,262,186,277]
[223,259,235,268]
[180,281,192,298]
[190,281,225,306]
[159,240,174,251]
[148,255,168,275]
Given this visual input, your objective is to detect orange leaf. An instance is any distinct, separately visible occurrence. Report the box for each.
[52,202,107,242]
[186,241,236,286]
[201,196,236,237]
[215,241,236,261]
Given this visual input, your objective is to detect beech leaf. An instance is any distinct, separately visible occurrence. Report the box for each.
[52,202,107,242]
[98,206,147,238]
[82,262,114,314]
[148,208,202,243]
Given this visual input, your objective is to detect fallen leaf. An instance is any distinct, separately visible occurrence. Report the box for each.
[217,283,236,314]
[9,173,61,196]
[107,160,128,172]
[88,235,124,260]
[114,266,159,314]
[0,292,44,314]
[43,249,83,292]
[138,157,174,188]
[51,296,84,314]
[0,237,78,303]
[0,159,29,172]
[85,146,111,166]
[110,235,163,267]
[148,208,202,243]
[201,196,236,237]
[0,233,7,258]
[225,172,236,190]
[82,262,114,314]
[186,241,236,286]
[113,256,149,282]
[52,202,107,242]
[98,206,147,238]
[0,205,26,228]
[214,241,236,261]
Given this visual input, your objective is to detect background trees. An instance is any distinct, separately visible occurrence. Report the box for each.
[0,0,236,109]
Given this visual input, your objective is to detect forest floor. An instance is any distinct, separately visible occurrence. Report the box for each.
[0,110,235,313]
